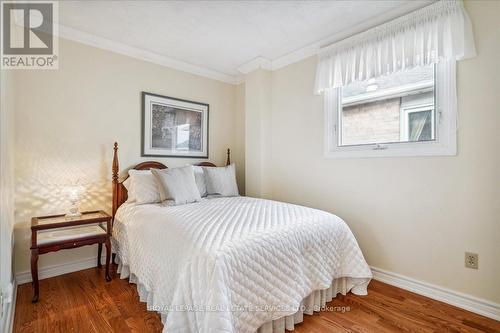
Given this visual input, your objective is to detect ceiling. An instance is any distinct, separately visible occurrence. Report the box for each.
[58,0,434,83]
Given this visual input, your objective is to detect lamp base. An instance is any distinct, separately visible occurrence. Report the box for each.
[66,206,82,218]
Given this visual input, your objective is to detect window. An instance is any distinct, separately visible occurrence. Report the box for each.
[400,105,435,142]
[325,61,457,158]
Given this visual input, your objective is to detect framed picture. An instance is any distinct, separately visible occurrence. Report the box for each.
[142,92,209,158]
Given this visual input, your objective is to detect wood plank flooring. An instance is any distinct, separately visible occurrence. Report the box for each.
[13,265,500,333]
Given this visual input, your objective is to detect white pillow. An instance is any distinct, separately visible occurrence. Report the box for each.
[123,177,134,202]
[127,169,161,204]
[203,164,239,197]
[192,166,207,197]
[151,166,201,205]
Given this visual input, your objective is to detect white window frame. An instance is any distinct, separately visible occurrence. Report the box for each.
[324,60,457,158]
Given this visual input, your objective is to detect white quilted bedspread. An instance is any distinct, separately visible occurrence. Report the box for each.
[113,196,372,333]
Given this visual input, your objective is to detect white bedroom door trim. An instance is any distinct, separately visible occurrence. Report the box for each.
[0,68,16,333]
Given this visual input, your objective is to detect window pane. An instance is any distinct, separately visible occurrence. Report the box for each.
[340,65,435,146]
[408,110,432,141]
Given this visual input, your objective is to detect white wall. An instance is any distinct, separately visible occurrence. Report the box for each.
[264,0,499,303]
[7,0,499,310]
[12,37,241,275]
[235,83,246,194]
[0,69,16,331]
[244,69,272,198]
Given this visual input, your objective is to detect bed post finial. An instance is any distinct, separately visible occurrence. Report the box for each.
[226,148,231,166]
[112,142,119,218]
[112,142,119,183]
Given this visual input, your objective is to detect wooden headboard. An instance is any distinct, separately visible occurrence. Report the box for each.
[111,142,230,218]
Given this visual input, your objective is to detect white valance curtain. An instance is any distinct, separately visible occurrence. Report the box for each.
[314,0,476,94]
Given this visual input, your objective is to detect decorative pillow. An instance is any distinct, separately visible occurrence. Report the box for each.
[203,164,239,197]
[128,169,161,204]
[123,177,134,202]
[151,166,201,205]
[192,166,207,197]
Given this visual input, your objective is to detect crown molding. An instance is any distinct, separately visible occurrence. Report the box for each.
[237,0,436,75]
[270,43,319,72]
[234,75,245,85]
[49,0,434,85]
[237,56,272,74]
[56,24,238,85]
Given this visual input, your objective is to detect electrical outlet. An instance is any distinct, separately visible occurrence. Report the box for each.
[465,252,478,269]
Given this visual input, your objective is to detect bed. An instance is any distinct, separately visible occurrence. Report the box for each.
[110,143,372,333]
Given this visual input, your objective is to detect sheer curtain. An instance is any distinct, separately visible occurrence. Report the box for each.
[314,0,476,94]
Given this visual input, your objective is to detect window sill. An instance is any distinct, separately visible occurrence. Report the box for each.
[324,140,457,159]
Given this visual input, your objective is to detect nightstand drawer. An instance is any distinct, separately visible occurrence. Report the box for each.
[38,237,104,254]
[37,225,107,245]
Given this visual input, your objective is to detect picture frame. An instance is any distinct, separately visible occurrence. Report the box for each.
[141,92,209,158]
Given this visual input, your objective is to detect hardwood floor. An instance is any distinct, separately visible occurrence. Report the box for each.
[14,265,500,333]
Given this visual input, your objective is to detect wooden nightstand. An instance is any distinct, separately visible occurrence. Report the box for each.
[30,210,112,303]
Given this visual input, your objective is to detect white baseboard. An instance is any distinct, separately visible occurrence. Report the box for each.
[6,280,17,333]
[371,266,500,321]
[15,256,106,285]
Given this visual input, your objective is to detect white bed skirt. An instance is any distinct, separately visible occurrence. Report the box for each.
[255,276,369,333]
[117,261,370,333]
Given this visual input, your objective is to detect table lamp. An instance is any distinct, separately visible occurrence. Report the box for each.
[65,185,84,217]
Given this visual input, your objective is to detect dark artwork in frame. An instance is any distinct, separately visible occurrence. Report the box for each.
[141,92,209,158]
